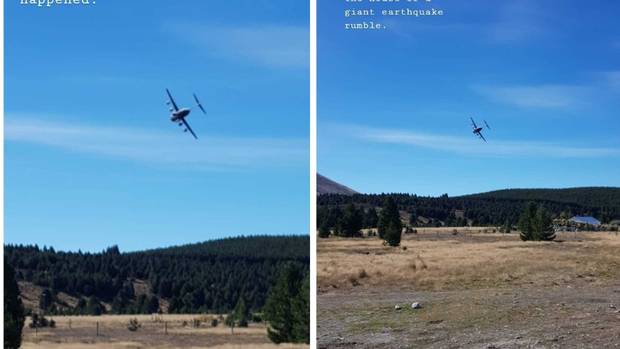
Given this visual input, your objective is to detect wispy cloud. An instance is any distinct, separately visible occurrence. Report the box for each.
[600,71,620,90]
[472,84,589,110]
[339,124,620,159]
[6,117,306,171]
[167,22,308,69]
[488,1,552,43]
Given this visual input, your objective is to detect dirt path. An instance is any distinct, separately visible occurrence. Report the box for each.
[318,284,620,349]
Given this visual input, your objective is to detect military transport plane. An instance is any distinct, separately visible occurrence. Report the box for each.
[470,117,490,142]
[166,89,206,139]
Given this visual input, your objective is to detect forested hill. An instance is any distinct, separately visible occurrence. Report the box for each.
[318,187,620,229]
[5,235,309,316]
[140,235,309,259]
[462,187,620,208]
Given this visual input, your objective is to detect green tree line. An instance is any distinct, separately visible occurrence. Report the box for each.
[5,236,309,316]
[318,188,620,230]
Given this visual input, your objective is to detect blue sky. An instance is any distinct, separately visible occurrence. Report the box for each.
[5,1,309,251]
[319,0,620,196]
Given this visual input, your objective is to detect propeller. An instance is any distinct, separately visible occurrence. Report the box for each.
[193,93,207,115]
[484,120,491,129]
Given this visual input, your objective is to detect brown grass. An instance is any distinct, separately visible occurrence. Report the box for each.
[21,314,308,349]
[318,229,620,291]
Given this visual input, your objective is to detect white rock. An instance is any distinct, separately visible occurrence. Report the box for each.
[411,302,422,309]
[394,305,402,310]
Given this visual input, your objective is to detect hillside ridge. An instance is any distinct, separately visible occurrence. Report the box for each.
[317,174,358,195]
[318,187,620,229]
[5,235,309,315]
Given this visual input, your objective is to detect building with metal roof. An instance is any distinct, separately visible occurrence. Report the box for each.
[569,216,601,226]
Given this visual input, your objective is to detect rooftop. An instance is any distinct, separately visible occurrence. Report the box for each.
[570,216,601,225]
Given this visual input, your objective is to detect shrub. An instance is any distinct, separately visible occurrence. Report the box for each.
[127,318,141,332]
[29,314,50,328]
[251,313,263,323]
[347,275,359,286]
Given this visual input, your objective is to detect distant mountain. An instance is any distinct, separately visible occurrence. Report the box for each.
[317,174,358,195]
[5,235,309,315]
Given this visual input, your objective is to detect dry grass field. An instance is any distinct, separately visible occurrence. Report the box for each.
[21,314,309,349]
[318,229,620,348]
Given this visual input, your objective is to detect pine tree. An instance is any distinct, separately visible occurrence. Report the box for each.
[292,273,310,343]
[87,296,103,315]
[233,295,249,327]
[519,202,556,241]
[337,203,363,237]
[365,207,379,228]
[378,197,402,246]
[535,206,556,241]
[145,296,160,314]
[225,310,236,333]
[409,209,419,227]
[518,202,537,241]
[4,263,25,349]
[76,298,87,315]
[318,220,331,238]
[263,263,304,344]
[39,289,53,312]
[502,219,511,234]
[111,293,127,314]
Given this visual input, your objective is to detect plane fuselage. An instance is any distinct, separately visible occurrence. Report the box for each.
[473,127,483,134]
[171,108,191,122]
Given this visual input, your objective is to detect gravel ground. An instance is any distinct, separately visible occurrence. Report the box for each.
[318,283,620,349]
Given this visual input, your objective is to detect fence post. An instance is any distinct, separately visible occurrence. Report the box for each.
[164,321,168,335]
[96,321,99,337]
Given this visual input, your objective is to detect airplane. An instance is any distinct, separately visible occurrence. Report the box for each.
[166,89,206,139]
[470,117,490,142]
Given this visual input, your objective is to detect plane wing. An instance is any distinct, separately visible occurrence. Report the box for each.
[477,132,487,142]
[470,117,477,128]
[181,118,198,139]
[166,89,179,111]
